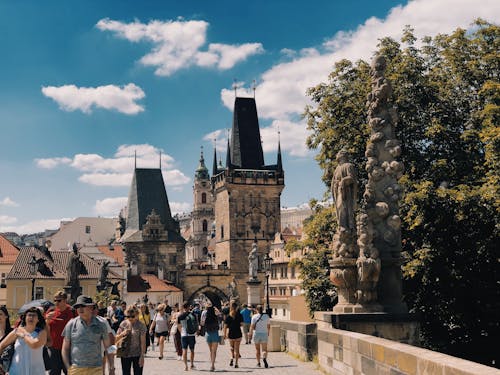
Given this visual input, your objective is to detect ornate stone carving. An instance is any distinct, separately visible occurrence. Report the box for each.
[65,243,83,302]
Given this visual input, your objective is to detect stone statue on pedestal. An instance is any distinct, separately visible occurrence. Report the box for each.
[65,243,83,303]
[97,260,110,292]
[248,241,259,281]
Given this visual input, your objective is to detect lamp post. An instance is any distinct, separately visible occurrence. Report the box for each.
[263,251,273,317]
[28,255,37,301]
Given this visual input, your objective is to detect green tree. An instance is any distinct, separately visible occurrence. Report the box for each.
[287,201,337,315]
[303,20,499,366]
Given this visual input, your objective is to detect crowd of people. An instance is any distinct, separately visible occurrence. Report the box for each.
[0,291,271,375]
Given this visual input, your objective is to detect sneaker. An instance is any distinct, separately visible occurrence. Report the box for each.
[257,362,261,367]
[234,364,239,368]
[263,358,268,368]
[177,356,182,361]
[230,359,234,366]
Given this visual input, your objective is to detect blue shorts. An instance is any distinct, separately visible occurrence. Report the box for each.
[205,330,219,344]
[253,332,268,344]
[181,335,196,350]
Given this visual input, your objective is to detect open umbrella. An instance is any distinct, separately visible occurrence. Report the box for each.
[18,299,54,314]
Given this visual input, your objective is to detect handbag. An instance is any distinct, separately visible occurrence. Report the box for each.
[116,323,131,358]
[0,343,15,373]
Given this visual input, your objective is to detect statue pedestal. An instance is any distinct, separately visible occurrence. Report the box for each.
[315,311,420,346]
[246,279,262,306]
[329,257,358,313]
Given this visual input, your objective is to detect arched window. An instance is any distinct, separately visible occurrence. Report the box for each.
[202,220,208,232]
[201,192,207,204]
[221,225,224,239]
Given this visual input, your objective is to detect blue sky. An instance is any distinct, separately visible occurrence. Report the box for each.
[0,0,498,234]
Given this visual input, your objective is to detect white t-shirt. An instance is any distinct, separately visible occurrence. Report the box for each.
[251,313,270,333]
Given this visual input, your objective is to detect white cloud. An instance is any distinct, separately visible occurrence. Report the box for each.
[0,197,19,207]
[170,202,192,215]
[35,144,190,188]
[96,18,263,76]
[203,129,228,152]
[94,197,127,216]
[35,157,72,169]
[220,0,500,156]
[0,218,73,235]
[0,215,18,225]
[41,83,145,115]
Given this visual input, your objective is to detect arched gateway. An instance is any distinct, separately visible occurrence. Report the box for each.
[187,285,228,309]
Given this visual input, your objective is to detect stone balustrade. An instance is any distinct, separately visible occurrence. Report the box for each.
[269,318,499,375]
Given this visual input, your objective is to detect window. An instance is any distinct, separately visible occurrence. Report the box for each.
[169,271,177,284]
[280,267,287,278]
[291,267,295,279]
[282,308,286,316]
[169,254,177,265]
[201,192,207,204]
[85,225,91,234]
[0,273,6,287]
[147,254,155,265]
[202,220,208,232]
[221,225,224,239]
[35,286,44,300]
[279,288,286,296]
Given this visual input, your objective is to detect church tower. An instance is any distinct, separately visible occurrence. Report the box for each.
[212,97,285,300]
[186,148,214,268]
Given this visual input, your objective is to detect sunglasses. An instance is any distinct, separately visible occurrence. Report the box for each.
[54,299,62,302]
[125,315,136,318]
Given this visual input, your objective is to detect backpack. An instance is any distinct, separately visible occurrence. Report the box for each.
[186,312,198,335]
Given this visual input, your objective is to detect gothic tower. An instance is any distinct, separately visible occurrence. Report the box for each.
[121,167,186,286]
[212,97,285,300]
[186,148,214,268]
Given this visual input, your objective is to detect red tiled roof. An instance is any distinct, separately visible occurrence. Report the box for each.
[0,234,19,264]
[97,244,125,266]
[7,247,121,280]
[127,274,182,293]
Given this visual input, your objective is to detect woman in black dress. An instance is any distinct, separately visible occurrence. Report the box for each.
[223,302,242,368]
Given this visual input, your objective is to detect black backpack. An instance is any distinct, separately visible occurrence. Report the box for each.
[186,312,198,334]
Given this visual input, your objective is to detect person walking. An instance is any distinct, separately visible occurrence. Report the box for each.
[177,302,198,371]
[224,302,243,368]
[115,306,146,375]
[61,295,114,375]
[149,304,169,360]
[0,307,47,375]
[200,302,220,372]
[45,291,76,375]
[240,304,252,344]
[249,305,271,368]
[137,304,151,353]
[170,304,182,360]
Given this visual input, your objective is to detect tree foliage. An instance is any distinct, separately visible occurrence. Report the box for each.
[302,20,499,366]
[287,201,337,315]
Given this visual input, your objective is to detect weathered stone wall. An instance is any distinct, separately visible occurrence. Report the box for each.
[270,319,499,375]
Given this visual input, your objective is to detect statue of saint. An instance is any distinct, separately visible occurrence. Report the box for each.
[331,150,358,232]
[248,242,259,280]
[65,243,82,286]
[97,260,110,290]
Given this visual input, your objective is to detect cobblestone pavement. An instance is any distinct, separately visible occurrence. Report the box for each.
[112,336,323,374]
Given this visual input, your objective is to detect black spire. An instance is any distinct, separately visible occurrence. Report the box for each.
[277,137,283,173]
[226,134,232,169]
[230,97,264,169]
[212,145,218,176]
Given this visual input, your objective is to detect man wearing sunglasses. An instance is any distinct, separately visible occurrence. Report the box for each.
[62,295,113,375]
[45,291,76,375]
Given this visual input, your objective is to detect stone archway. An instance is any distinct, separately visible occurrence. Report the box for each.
[187,285,228,309]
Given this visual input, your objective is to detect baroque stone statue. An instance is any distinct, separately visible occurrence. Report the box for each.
[248,241,259,280]
[65,243,82,286]
[97,260,110,292]
[331,149,358,232]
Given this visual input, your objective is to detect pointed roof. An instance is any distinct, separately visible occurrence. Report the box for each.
[277,138,283,173]
[122,168,183,242]
[230,97,265,169]
[225,136,232,168]
[195,148,209,180]
[212,147,218,176]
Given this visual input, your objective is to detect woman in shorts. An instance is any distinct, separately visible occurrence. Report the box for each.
[149,304,169,360]
[224,302,243,368]
[200,302,221,372]
[249,305,270,368]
